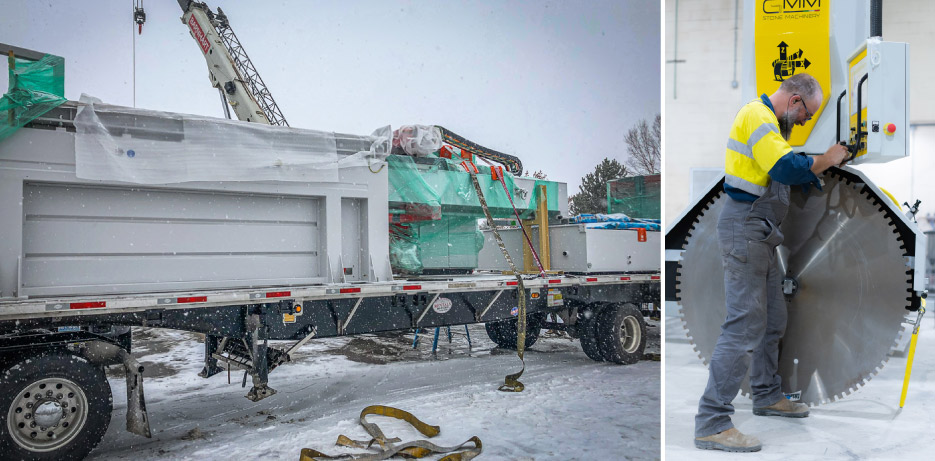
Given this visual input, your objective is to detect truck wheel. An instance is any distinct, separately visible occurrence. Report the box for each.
[597,303,647,364]
[0,351,113,461]
[484,312,545,349]
[577,304,606,362]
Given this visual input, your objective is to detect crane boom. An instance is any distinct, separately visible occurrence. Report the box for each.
[178,1,288,126]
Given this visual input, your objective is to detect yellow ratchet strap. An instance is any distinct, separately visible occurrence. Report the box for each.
[899,300,926,408]
[465,170,527,392]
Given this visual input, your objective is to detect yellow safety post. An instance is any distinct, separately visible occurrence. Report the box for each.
[899,299,925,408]
[521,219,535,273]
[535,184,551,271]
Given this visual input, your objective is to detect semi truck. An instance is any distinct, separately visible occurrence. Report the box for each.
[0,5,659,459]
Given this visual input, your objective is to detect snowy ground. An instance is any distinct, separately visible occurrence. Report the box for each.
[88,321,660,460]
[665,303,934,459]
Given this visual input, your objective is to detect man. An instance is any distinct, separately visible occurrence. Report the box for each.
[694,73,849,452]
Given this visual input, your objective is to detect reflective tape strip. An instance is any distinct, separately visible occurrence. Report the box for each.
[724,174,768,196]
[748,122,779,147]
[727,138,752,159]
[70,301,107,310]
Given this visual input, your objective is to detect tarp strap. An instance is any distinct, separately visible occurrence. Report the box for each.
[475,156,546,276]
[495,171,546,276]
[459,162,527,392]
[299,405,482,460]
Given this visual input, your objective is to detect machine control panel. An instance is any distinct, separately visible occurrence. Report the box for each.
[846,38,909,163]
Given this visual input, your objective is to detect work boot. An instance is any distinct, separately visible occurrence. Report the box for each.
[694,428,762,452]
[753,398,809,418]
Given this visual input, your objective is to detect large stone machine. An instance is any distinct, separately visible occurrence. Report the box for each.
[666,0,926,405]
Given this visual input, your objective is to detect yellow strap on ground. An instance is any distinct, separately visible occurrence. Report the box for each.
[300,405,482,460]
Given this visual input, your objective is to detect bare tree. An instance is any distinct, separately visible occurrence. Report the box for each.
[624,114,661,175]
[522,170,548,179]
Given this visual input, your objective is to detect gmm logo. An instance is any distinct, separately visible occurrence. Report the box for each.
[763,0,821,14]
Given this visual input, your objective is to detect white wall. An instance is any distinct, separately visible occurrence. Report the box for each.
[665,0,935,226]
[664,0,745,225]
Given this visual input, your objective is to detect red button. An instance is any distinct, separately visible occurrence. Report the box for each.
[886,123,896,134]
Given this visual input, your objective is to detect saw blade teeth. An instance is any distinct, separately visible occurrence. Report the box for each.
[676,170,909,407]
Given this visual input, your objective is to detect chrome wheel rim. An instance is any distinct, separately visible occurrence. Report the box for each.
[7,377,89,452]
[621,315,642,353]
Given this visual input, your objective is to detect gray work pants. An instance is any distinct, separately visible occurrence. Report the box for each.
[694,181,790,438]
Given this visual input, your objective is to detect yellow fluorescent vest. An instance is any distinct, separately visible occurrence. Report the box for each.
[724,99,793,196]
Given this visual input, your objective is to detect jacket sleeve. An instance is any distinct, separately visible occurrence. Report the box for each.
[767,152,820,186]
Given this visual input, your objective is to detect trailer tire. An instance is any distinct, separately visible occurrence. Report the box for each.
[578,304,606,362]
[597,303,647,364]
[0,351,113,461]
[485,312,545,350]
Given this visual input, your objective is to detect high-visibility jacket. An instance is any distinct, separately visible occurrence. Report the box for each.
[724,95,817,200]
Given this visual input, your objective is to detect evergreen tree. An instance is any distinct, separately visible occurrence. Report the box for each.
[569,158,628,215]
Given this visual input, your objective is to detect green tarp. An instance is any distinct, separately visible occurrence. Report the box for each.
[1,53,66,142]
[607,174,661,219]
[388,154,562,273]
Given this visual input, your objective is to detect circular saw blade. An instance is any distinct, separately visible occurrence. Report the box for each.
[677,169,911,405]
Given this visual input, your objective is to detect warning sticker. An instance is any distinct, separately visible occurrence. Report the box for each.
[547,289,564,307]
[283,313,296,324]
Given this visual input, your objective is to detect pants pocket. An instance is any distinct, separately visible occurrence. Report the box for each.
[718,217,747,263]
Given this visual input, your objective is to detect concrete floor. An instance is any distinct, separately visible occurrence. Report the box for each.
[665,302,934,459]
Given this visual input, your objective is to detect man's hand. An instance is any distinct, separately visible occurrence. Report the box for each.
[810,144,849,175]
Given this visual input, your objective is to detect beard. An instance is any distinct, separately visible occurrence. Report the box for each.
[778,109,798,141]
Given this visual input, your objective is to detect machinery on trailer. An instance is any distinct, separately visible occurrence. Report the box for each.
[0,5,658,458]
[666,0,925,406]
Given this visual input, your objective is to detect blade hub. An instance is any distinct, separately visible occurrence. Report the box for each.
[781,276,799,297]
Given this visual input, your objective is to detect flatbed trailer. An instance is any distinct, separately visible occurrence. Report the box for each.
[0,100,660,461]
[0,271,659,460]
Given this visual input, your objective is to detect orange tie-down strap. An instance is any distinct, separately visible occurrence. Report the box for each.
[300,405,483,461]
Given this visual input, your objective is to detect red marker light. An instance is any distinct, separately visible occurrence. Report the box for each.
[177,296,207,304]
[70,301,106,310]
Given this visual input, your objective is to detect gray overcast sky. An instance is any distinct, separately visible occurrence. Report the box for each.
[1,0,660,193]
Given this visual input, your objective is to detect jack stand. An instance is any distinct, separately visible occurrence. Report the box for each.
[245,312,277,402]
[199,334,224,378]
